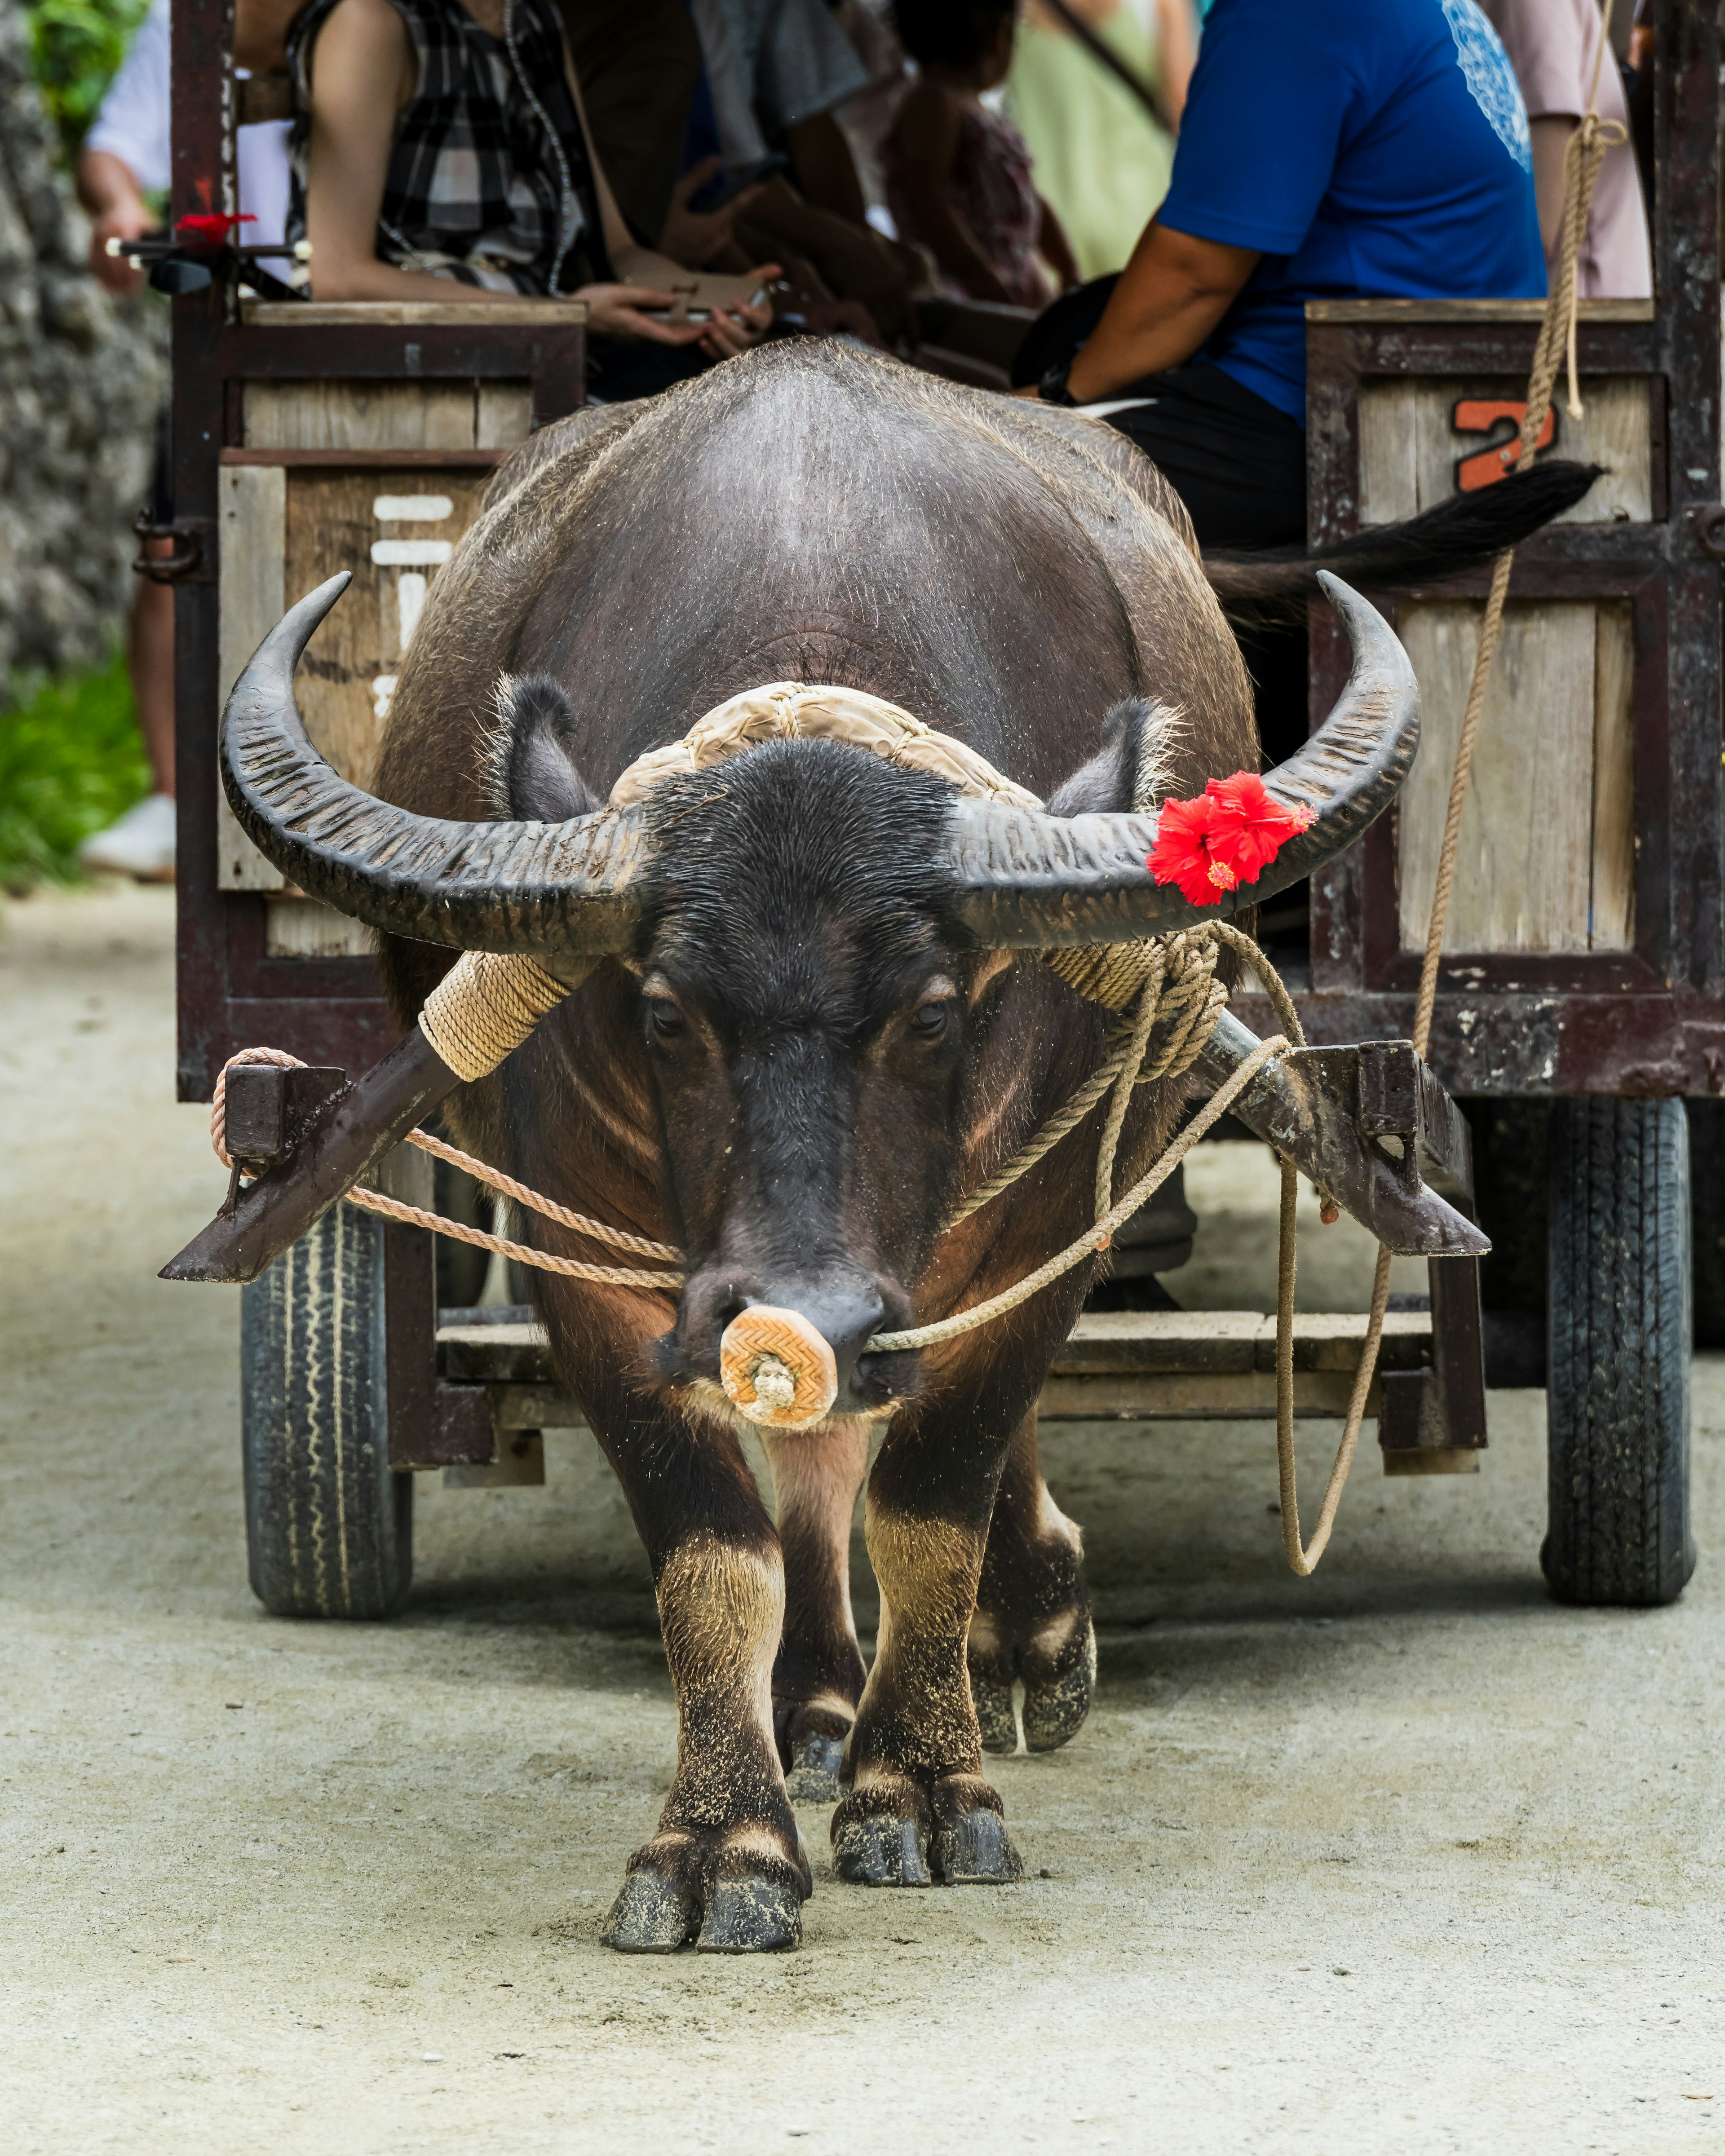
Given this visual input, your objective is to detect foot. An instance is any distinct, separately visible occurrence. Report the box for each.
[969,1577,1096,1754]
[776,1699,855,1802]
[78,792,175,881]
[831,1769,1023,1888]
[601,1824,812,1955]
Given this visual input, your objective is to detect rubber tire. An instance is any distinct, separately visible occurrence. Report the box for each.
[240,1200,413,1618]
[1544,1097,1694,1607]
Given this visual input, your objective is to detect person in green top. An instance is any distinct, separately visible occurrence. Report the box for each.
[1005,0,1197,280]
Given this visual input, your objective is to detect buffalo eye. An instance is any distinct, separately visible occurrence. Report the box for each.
[641,976,686,1041]
[909,977,958,1041]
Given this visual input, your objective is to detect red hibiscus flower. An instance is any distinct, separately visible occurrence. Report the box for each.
[1204,770,1316,880]
[1147,791,1238,907]
[1146,771,1315,906]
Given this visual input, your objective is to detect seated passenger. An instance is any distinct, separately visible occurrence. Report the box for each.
[1015,0,1547,550]
[885,0,1078,309]
[286,0,777,398]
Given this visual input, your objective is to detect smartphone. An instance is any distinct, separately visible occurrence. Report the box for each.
[689,153,789,215]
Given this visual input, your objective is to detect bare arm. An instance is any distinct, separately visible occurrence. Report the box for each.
[1154,0,1197,123]
[76,146,156,292]
[1529,111,1577,264]
[891,83,1016,307]
[302,0,476,301]
[1062,219,1258,401]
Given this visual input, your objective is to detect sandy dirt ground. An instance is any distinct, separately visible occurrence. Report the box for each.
[2,882,1721,2156]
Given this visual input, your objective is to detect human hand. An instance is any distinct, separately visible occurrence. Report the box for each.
[85,187,158,293]
[579,283,711,345]
[659,157,767,270]
[697,265,781,358]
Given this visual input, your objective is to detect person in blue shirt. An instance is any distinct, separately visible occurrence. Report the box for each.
[1015,0,1546,552]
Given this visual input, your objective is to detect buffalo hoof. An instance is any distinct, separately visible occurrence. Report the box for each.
[933,1807,1023,1885]
[785,1731,846,1802]
[1023,1617,1097,1753]
[601,1867,701,1953]
[697,1876,803,1954]
[969,1603,1096,1758]
[972,1673,1018,1756]
[832,1811,932,1888]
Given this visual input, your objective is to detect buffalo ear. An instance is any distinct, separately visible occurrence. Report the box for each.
[1044,696,1184,817]
[486,673,602,822]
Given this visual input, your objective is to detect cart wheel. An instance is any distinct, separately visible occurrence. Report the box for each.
[240,1201,413,1618]
[1544,1097,1694,1607]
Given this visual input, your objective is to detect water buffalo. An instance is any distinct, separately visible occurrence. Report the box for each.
[220,340,1424,1953]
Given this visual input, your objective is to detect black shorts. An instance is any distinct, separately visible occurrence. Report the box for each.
[1013,277,1307,551]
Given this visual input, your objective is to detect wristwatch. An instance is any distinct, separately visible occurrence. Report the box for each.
[1037,358,1080,407]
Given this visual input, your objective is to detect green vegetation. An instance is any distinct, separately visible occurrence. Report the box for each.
[0,653,150,892]
[21,0,152,165]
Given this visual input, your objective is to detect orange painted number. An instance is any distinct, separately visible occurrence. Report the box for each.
[1451,397,1557,492]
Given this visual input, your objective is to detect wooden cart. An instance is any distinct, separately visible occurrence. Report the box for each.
[162,0,1717,1619]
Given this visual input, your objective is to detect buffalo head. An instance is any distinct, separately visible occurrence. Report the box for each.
[215,570,1416,1419]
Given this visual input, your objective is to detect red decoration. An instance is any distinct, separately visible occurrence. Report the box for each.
[176,212,256,248]
[1147,771,1315,908]
[1204,770,1316,879]
[1147,791,1238,907]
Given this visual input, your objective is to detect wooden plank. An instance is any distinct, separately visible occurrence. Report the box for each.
[1590,601,1636,951]
[1037,1371,1384,1420]
[263,897,375,958]
[282,467,491,791]
[484,1370,1389,1427]
[1307,298,1654,325]
[476,383,533,449]
[222,447,510,468]
[244,380,479,451]
[1251,1309,1431,1372]
[439,1320,557,1384]
[241,299,588,328]
[1054,1309,1259,1374]
[1358,376,1651,525]
[216,464,288,892]
[1397,602,1598,953]
[1355,379,1419,524]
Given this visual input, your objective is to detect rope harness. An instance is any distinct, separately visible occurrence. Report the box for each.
[213,63,1617,1568]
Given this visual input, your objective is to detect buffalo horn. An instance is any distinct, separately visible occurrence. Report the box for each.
[941,572,1418,948]
[219,574,647,955]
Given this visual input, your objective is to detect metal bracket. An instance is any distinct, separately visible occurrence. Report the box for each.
[133,508,215,585]
[1685,502,1725,557]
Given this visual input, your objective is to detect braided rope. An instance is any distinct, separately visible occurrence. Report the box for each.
[210,1047,681,1281]
[342,1182,683,1289]
[868,1029,1288,1353]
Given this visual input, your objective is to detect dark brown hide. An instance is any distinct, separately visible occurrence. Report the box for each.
[369,342,1256,1942]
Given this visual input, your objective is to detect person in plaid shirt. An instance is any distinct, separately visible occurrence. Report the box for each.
[287,0,778,393]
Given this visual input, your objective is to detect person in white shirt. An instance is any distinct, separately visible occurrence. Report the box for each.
[76,0,295,879]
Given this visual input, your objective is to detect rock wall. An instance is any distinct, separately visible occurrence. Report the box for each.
[0,1,166,680]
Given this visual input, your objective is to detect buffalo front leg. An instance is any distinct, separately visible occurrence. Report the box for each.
[968,1409,1095,1754]
[578,1387,808,1955]
[757,1417,871,1802]
[832,1419,1024,1889]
